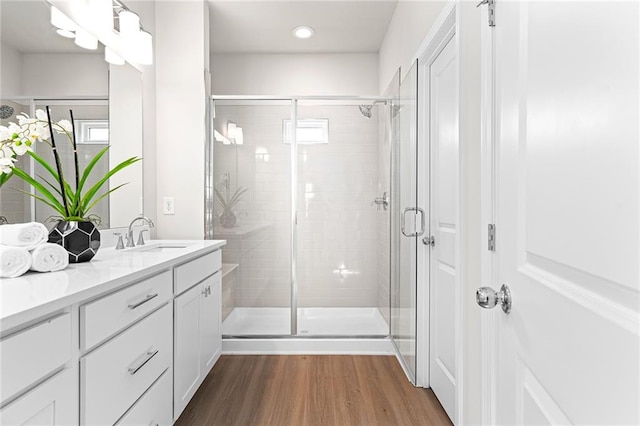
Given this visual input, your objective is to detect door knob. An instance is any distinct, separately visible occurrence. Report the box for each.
[476,284,511,314]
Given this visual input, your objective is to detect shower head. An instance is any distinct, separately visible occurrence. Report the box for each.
[358,100,387,119]
[358,104,373,118]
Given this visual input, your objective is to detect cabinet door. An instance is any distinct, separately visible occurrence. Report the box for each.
[0,368,77,426]
[199,272,222,375]
[173,284,202,420]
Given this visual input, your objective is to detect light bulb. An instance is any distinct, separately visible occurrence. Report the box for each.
[75,28,98,50]
[292,26,315,39]
[105,47,124,65]
[136,30,153,65]
[51,6,77,31]
[119,10,140,38]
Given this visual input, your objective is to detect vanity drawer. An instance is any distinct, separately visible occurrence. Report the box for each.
[116,370,172,426]
[0,313,71,404]
[81,304,171,426]
[174,250,221,294]
[81,270,172,351]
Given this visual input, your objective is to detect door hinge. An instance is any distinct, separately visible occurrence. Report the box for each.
[476,0,495,27]
[488,224,496,251]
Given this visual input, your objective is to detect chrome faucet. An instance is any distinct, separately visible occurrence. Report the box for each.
[126,216,155,248]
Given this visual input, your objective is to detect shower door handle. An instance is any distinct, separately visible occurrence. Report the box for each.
[401,207,425,237]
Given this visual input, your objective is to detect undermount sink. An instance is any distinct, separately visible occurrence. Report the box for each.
[125,243,189,253]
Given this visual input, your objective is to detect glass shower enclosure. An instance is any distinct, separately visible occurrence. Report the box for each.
[207,97,393,338]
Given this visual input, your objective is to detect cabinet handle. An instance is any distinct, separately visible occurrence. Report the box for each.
[128,348,159,375]
[128,293,159,310]
[202,287,208,297]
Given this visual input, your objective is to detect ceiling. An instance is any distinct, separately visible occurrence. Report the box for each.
[0,1,397,55]
[0,1,103,54]
[208,0,398,54]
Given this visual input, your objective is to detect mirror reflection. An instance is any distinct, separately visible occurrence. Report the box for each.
[0,0,143,229]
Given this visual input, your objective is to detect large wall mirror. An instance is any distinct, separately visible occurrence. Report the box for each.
[0,0,143,229]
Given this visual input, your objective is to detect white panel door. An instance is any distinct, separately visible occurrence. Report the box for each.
[428,36,458,423]
[492,1,639,424]
[200,273,222,375]
[173,284,202,420]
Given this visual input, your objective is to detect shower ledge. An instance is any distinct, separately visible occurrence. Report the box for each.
[213,221,271,237]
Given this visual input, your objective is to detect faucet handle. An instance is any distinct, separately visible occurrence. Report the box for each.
[114,232,125,250]
[137,229,149,246]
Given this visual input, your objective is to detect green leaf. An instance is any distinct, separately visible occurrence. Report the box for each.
[11,168,65,215]
[80,156,141,212]
[0,170,14,188]
[36,174,64,198]
[14,189,65,216]
[84,183,128,213]
[76,145,110,203]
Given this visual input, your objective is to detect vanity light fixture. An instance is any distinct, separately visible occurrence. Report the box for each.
[88,0,114,32]
[56,29,76,39]
[136,30,153,65]
[227,122,244,145]
[74,27,98,50]
[51,6,77,32]
[105,46,125,65]
[292,26,315,39]
[118,9,140,39]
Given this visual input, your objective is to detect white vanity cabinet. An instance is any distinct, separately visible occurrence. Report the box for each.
[173,252,222,420]
[80,270,173,425]
[0,240,225,426]
[0,313,77,426]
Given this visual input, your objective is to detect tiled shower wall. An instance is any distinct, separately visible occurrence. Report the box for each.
[213,102,388,310]
[376,104,391,326]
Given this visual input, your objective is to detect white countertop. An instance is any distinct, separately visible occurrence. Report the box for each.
[0,240,226,333]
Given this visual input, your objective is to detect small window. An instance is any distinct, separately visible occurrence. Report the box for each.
[77,120,109,144]
[283,119,329,144]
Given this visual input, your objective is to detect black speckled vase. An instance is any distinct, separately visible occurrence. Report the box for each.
[48,220,101,263]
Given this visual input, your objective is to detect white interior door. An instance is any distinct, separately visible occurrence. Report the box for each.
[491,1,640,424]
[428,36,458,423]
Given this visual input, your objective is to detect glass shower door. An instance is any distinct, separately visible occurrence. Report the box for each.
[391,60,420,382]
[212,100,293,336]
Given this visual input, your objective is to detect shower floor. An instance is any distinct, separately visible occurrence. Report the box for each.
[222,307,389,336]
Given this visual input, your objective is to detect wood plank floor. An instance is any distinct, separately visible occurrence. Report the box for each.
[175,355,452,426]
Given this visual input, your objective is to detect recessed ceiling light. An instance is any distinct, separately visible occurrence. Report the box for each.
[292,26,315,39]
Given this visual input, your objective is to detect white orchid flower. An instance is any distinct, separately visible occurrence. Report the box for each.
[1,145,14,157]
[7,122,20,136]
[35,109,48,121]
[57,120,73,134]
[12,142,31,156]
[0,125,10,141]
[0,156,15,174]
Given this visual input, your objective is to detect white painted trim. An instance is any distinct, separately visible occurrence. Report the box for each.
[222,338,395,355]
[413,2,461,424]
[479,1,498,424]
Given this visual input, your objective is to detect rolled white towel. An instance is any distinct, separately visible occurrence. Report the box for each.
[0,222,49,250]
[0,246,32,278]
[30,243,69,273]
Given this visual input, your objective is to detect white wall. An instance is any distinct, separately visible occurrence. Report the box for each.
[211,53,378,96]
[127,0,158,238]
[378,1,446,94]
[21,54,107,96]
[154,0,209,239]
[0,42,23,96]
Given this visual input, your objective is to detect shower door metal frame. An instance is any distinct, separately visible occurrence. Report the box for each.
[209,95,392,338]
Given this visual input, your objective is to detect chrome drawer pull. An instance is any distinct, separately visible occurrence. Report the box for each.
[128,293,159,310]
[128,348,159,375]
